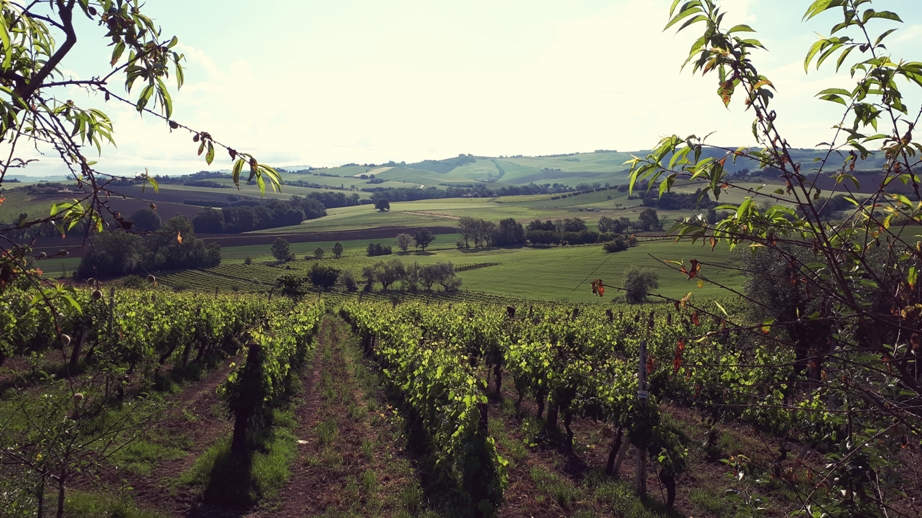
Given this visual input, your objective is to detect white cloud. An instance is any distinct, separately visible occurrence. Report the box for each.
[9,0,922,179]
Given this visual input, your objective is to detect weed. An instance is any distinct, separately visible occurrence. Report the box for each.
[63,490,165,518]
[530,466,577,510]
[315,418,339,446]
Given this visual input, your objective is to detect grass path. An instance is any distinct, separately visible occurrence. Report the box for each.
[249,316,427,517]
[68,353,240,517]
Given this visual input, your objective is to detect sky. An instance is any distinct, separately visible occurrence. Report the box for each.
[8,0,922,178]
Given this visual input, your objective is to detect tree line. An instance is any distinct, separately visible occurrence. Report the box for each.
[192,196,326,233]
[75,216,220,280]
[275,259,462,296]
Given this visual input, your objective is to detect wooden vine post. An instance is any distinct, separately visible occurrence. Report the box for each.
[635,339,648,496]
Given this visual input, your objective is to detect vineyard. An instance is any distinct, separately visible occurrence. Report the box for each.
[2,286,919,517]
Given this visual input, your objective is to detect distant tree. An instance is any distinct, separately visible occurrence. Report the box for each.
[141,215,220,272]
[492,218,525,246]
[526,230,560,247]
[638,208,662,232]
[395,233,413,252]
[622,266,659,304]
[366,242,392,256]
[339,270,358,292]
[526,219,556,232]
[561,217,588,233]
[276,274,309,299]
[474,219,496,247]
[193,208,226,233]
[603,237,630,253]
[419,264,440,291]
[314,247,325,259]
[374,259,405,291]
[74,231,142,280]
[307,264,339,291]
[361,265,376,291]
[375,199,391,212]
[129,208,162,232]
[457,216,477,248]
[404,261,421,292]
[413,228,436,251]
[599,215,632,234]
[271,238,293,263]
[435,262,462,292]
[332,242,344,259]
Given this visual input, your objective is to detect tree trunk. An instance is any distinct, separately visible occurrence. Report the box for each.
[180,339,193,366]
[37,475,45,518]
[231,408,251,453]
[56,478,66,518]
[68,332,85,371]
[659,470,677,508]
[564,409,574,451]
[545,398,559,435]
[606,427,624,476]
[493,363,502,395]
[612,438,630,476]
[536,390,547,420]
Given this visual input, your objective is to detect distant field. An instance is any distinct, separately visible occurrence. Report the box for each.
[144,237,744,303]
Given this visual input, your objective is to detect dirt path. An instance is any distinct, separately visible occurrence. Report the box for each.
[69,354,241,517]
[246,316,424,517]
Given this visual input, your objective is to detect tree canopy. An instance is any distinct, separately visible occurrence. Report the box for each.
[0,0,280,293]
[622,1,922,513]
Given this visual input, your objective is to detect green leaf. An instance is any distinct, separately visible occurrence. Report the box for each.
[110,41,126,67]
[60,294,82,314]
[256,171,266,195]
[232,158,245,189]
[0,22,11,69]
[206,141,215,165]
[908,266,917,289]
[874,28,898,47]
[728,24,755,34]
[804,39,826,72]
[664,6,703,31]
[803,0,846,21]
[157,78,173,118]
[737,197,753,219]
[835,45,855,72]
[144,174,159,194]
[816,88,852,97]
[864,10,902,23]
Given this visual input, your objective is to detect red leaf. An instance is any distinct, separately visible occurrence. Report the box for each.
[673,339,685,374]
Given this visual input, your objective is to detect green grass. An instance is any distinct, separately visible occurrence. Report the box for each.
[175,406,300,508]
[531,466,578,511]
[108,434,187,476]
[62,490,167,518]
[156,237,743,303]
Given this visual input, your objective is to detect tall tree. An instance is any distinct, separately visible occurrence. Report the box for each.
[395,233,413,253]
[271,238,292,263]
[413,228,436,251]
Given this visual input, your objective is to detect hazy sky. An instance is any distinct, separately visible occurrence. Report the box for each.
[13,0,922,177]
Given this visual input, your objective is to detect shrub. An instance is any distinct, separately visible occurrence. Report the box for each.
[622,266,658,304]
[603,238,629,253]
